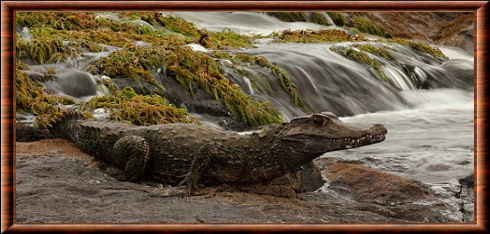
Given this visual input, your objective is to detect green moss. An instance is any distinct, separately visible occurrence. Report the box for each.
[210,52,309,112]
[167,47,282,128]
[140,13,200,36]
[354,44,395,61]
[326,12,345,26]
[351,16,386,37]
[272,29,366,43]
[16,37,79,64]
[311,13,332,25]
[268,12,310,22]
[331,46,389,83]
[92,45,164,83]
[200,29,254,50]
[267,12,331,26]
[81,86,198,126]
[385,37,448,60]
[92,47,165,96]
[68,39,105,53]
[16,59,29,70]
[16,12,98,31]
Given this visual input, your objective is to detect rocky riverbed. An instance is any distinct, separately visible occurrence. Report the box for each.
[16,139,468,223]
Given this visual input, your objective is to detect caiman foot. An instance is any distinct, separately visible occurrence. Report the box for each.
[177,143,219,196]
[113,135,151,182]
[178,172,202,196]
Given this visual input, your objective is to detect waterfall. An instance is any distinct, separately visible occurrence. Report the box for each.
[217,41,473,119]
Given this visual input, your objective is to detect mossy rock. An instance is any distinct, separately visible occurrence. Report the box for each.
[16,37,79,64]
[272,29,366,43]
[351,16,386,37]
[81,87,198,126]
[326,12,346,26]
[330,46,390,84]
[354,44,395,61]
[385,37,448,60]
[267,12,332,26]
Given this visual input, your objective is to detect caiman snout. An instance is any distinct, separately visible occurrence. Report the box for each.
[366,124,387,143]
[369,124,388,135]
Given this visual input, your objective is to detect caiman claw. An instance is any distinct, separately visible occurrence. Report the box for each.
[178,172,202,196]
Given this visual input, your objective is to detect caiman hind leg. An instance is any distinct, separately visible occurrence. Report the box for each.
[113,135,151,181]
[178,143,221,196]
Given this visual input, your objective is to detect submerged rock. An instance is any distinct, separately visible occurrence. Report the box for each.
[315,158,456,222]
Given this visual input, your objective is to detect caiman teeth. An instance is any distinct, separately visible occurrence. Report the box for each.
[326,134,384,143]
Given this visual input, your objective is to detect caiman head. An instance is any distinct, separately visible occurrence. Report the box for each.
[273,112,387,163]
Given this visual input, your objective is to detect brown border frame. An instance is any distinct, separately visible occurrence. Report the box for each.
[1,1,488,233]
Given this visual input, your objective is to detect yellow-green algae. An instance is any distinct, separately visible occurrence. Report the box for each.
[353,44,395,61]
[350,16,386,37]
[166,47,283,127]
[123,12,255,50]
[81,86,199,126]
[384,37,448,60]
[16,37,79,64]
[326,12,346,26]
[272,29,367,43]
[267,12,332,26]
[234,54,310,112]
[209,51,309,112]
[330,46,389,83]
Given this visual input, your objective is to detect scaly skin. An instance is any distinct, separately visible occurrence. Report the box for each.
[48,111,387,195]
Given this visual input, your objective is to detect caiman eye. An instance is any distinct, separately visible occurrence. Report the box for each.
[312,116,325,126]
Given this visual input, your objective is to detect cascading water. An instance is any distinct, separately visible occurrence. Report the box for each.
[162,12,335,35]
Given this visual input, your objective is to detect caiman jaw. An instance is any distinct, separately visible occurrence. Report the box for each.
[336,124,387,149]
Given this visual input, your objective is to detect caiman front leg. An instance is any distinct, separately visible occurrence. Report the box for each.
[113,135,151,182]
[178,143,220,196]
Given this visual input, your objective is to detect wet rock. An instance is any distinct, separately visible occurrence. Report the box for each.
[111,78,161,96]
[156,73,245,130]
[326,162,431,204]
[285,161,325,193]
[441,59,474,88]
[219,162,324,198]
[434,12,463,21]
[458,173,474,222]
[48,70,97,98]
[316,160,455,222]
[459,173,474,187]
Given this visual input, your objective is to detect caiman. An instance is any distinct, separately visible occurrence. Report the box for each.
[47,111,387,195]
